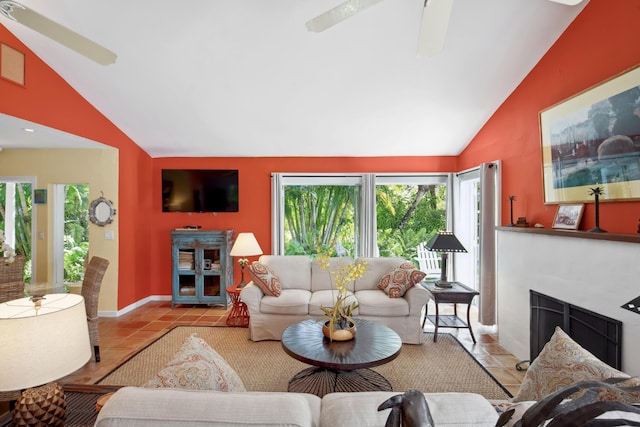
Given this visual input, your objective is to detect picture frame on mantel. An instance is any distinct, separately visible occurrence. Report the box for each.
[552,203,584,230]
[540,65,640,204]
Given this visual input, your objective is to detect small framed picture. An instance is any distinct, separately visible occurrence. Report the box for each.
[34,189,47,204]
[552,204,585,230]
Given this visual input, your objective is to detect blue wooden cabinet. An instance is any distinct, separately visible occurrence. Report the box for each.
[171,229,234,308]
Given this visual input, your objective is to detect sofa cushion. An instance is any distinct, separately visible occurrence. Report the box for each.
[144,333,246,392]
[259,255,312,291]
[355,289,409,316]
[512,327,640,403]
[311,257,354,292]
[320,391,498,427]
[308,289,359,317]
[248,262,282,296]
[260,289,312,315]
[96,387,321,427]
[354,257,408,291]
[377,262,426,297]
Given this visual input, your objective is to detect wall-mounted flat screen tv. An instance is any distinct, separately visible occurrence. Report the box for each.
[162,169,239,212]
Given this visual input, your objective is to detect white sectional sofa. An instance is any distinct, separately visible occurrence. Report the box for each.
[95,387,500,427]
[239,255,431,344]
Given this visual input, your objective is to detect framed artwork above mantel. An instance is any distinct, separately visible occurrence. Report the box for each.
[540,65,640,204]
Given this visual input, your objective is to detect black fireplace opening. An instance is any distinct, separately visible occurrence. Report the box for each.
[530,290,622,370]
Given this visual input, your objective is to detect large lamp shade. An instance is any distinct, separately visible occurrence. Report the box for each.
[230,232,263,287]
[0,293,91,391]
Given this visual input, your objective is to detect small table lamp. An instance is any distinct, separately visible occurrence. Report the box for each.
[425,231,467,288]
[0,293,91,426]
[230,232,263,288]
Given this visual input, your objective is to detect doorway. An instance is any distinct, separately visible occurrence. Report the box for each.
[52,184,90,285]
[0,178,34,281]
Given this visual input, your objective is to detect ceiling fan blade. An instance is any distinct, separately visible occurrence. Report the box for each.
[547,0,584,5]
[306,0,385,32]
[0,1,116,65]
[416,0,453,57]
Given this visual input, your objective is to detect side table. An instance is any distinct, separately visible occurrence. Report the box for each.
[421,281,479,343]
[226,285,249,327]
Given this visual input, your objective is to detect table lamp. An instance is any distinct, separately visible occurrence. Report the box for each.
[230,232,263,288]
[425,231,467,288]
[0,293,91,426]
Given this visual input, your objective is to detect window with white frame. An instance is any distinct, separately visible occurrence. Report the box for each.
[271,173,449,264]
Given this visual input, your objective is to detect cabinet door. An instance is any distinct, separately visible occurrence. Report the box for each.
[198,246,222,302]
[173,246,197,303]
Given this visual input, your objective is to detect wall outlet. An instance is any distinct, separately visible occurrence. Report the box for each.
[37,231,44,240]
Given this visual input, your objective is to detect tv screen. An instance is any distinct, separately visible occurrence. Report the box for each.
[162,169,239,212]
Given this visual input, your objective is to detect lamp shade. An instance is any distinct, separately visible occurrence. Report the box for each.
[425,231,467,253]
[230,232,263,257]
[0,293,91,391]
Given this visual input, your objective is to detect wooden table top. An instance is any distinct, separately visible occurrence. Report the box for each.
[281,318,402,371]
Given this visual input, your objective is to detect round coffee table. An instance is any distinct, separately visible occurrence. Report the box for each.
[281,318,402,397]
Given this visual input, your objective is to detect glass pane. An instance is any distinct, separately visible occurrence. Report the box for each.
[178,275,196,297]
[203,276,220,297]
[376,183,447,266]
[283,184,360,256]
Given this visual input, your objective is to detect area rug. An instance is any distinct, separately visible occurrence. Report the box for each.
[97,326,511,400]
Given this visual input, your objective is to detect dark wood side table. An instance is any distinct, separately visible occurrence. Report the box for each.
[422,281,479,343]
[226,285,249,327]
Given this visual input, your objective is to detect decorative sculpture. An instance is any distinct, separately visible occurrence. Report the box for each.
[495,378,640,427]
[508,195,516,226]
[587,187,606,233]
[378,389,434,427]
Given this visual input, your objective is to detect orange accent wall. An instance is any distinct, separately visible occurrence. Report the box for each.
[3,0,640,308]
[0,24,153,309]
[147,156,458,297]
[459,0,640,233]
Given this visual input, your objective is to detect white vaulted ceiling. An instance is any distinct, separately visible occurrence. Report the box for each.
[0,0,587,157]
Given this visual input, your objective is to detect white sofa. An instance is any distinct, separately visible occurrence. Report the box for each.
[95,387,499,427]
[239,255,431,344]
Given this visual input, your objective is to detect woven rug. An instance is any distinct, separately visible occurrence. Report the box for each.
[97,325,511,400]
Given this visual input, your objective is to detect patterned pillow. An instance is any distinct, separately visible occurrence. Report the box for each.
[145,333,246,391]
[512,327,640,403]
[248,262,282,296]
[377,262,426,298]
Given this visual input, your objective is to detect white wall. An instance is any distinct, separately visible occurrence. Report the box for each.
[496,228,640,375]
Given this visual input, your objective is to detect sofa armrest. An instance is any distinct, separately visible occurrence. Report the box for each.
[239,282,264,312]
[404,285,430,315]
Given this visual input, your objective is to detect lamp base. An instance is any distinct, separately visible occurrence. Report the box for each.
[435,280,454,288]
[13,382,66,427]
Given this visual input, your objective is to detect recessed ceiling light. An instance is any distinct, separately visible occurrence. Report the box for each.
[22,128,35,133]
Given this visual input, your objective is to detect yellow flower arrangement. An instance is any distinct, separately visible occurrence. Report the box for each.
[315,244,367,340]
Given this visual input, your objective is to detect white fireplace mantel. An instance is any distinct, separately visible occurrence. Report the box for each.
[496,227,640,375]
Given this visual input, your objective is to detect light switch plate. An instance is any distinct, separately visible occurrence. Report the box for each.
[104,230,114,240]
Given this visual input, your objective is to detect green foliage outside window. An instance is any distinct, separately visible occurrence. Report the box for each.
[0,183,90,283]
[376,184,446,265]
[283,182,447,265]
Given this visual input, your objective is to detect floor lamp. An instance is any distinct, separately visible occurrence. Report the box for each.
[425,231,467,288]
[0,293,91,426]
[230,232,263,288]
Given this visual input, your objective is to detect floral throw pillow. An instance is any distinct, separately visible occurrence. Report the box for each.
[377,262,426,298]
[512,327,640,404]
[248,262,282,296]
[145,333,246,392]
